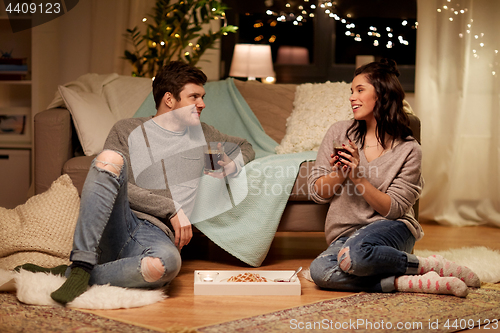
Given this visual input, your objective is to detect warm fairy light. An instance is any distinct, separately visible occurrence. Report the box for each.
[262,0,414,49]
[142,17,147,22]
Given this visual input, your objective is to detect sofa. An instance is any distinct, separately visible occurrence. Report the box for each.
[34,78,420,233]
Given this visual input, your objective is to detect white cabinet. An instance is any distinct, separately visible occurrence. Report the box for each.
[0,149,30,208]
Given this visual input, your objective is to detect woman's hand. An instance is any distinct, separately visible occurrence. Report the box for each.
[337,140,361,182]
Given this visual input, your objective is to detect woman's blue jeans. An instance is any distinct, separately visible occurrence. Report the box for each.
[310,220,419,292]
[69,152,181,289]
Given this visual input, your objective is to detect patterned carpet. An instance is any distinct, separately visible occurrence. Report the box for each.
[198,286,500,333]
[0,292,160,333]
[3,287,500,332]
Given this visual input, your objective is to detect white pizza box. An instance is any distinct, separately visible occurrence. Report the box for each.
[194,270,301,295]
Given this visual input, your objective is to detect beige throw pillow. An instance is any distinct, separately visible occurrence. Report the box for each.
[276,81,352,154]
[0,174,80,270]
[59,85,117,156]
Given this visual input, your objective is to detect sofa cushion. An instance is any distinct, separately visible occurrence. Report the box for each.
[63,155,95,196]
[233,79,296,144]
[276,81,352,154]
[58,86,117,156]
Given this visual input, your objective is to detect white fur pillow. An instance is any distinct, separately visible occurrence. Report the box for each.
[275,81,353,154]
[59,86,118,156]
[0,174,80,270]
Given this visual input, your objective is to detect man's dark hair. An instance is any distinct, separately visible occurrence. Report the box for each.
[152,61,207,109]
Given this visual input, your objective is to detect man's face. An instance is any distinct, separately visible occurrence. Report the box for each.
[171,83,206,116]
[168,83,206,128]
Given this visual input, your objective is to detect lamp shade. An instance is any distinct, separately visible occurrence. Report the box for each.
[229,44,274,79]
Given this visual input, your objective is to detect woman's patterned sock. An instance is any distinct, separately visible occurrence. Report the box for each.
[396,271,468,297]
[417,254,480,287]
[14,263,68,276]
[50,267,90,305]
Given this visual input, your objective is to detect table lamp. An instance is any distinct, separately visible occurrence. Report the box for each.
[229,44,275,81]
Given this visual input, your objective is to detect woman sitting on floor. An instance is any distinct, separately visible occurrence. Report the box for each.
[307,59,480,297]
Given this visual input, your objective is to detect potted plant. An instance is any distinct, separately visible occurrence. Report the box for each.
[123,0,237,77]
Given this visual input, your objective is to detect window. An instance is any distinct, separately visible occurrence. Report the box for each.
[221,0,417,90]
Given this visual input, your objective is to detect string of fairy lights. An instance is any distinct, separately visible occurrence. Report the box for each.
[437,0,498,77]
[264,0,415,49]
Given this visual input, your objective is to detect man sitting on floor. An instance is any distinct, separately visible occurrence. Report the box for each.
[17,61,255,304]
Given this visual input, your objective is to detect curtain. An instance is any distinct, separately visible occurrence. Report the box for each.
[415,0,500,226]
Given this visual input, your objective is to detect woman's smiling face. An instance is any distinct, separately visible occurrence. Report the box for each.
[349,74,378,122]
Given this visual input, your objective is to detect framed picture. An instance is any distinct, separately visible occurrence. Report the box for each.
[0,107,30,144]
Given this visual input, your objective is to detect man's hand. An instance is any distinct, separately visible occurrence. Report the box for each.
[170,209,192,250]
[204,142,237,179]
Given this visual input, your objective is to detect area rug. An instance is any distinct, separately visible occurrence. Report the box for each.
[0,292,162,333]
[197,287,500,333]
[414,247,500,283]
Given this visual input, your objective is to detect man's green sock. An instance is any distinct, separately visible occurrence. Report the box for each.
[50,267,90,305]
[14,263,68,276]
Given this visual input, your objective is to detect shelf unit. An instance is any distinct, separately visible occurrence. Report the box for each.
[0,3,33,207]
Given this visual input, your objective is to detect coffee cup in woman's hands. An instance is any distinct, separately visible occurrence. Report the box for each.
[333,146,352,166]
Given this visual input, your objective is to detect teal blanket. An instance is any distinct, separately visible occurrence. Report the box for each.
[134,78,317,266]
[191,150,316,267]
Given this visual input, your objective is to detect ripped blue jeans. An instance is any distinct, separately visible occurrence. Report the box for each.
[309,220,419,292]
[69,151,181,289]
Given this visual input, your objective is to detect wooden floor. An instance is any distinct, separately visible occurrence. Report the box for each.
[84,222,500,332]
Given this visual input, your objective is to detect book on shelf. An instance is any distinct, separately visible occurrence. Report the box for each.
[0,58,28,80]
[0,57,27,66]
[0,71,28,80]
[0,64,28,71]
